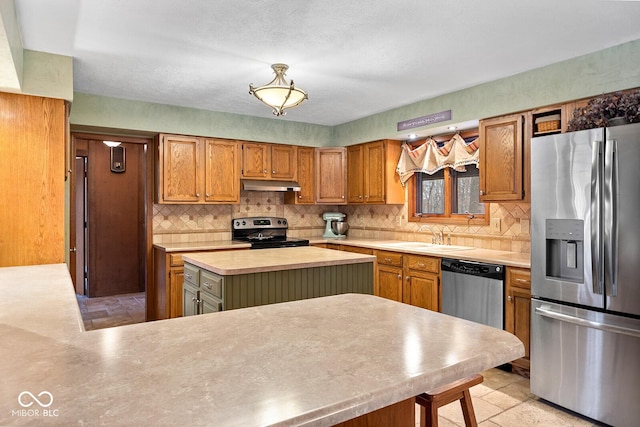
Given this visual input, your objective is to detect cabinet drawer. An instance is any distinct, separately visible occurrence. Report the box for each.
[376,251,403,267]
[201,270,223,299]
[183,264,200,286]
[170,253,183,267]
[405,255,439,273]
[340,245,374,255]
[508,268,531,290]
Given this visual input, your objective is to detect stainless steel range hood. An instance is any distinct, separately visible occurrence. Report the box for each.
[242,179,301,192]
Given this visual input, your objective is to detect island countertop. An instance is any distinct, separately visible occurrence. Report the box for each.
[0,264,524,426]
[182,246,376,275]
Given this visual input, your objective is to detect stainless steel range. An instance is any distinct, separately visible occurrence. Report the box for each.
[232,217,310,249]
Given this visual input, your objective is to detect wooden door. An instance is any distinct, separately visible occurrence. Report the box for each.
[87,140,146,297]
[204,139,240,203]
[406,272,439,311]
[271,145,297,180]
[364,141,385,203]
[285,147,315,204]
[0,93,65,267]
[72,157,87,294]
[242,142,269,178]
[479,114,524,201]
[159,134,201,202]
[377,264,403,302]
[315,148,346,204]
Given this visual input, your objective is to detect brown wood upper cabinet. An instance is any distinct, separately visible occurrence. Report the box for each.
[242,142,297,181]
[315,147,347,204]
[156,134,240,204]
[284,146,315,204]
[346,140,404,204]
[478,114,525,202]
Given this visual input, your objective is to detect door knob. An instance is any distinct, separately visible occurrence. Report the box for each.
[69,247,77,253]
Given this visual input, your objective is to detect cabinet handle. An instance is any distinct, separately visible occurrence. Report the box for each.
[272,170,276,174]
[384,258,392,263]
[192,297,198,315]
[405,276,410,281]
[264,169,267,174]
[342,195,345,199]
[298,195,302,198]
[206,193,210,197]
[480,190,484,195]
[196,193,200,197]
[203,281,211,289]
[507,295,513,301]
[365,195,369,199]
[358,195,362,199]
[515,278,530,284]
[185,273,192,280]
[397,274,401,279]
[418,263,426,268]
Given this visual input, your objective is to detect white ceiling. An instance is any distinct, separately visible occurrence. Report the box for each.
[13,0,640,126]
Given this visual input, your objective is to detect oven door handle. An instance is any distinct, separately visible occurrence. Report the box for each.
[535,305,640,338]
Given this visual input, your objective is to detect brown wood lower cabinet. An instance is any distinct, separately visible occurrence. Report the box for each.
[376,250,440,311]
[505,267,531,375]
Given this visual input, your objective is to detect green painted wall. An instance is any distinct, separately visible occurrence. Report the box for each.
[21,50,73,100]
[69,39,640,147]
[333,39,640,145]
[70,93,334,147]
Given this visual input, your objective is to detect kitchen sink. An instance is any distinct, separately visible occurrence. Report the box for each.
[380,242,474,251]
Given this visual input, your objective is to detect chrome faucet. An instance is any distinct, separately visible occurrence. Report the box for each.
[417,225,442,245]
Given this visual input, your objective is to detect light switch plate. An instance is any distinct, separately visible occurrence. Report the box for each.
[491,218,501,233]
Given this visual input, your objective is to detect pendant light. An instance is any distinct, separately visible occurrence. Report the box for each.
[249,63,308,116]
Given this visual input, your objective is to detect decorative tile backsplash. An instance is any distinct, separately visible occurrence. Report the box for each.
[153,191,530,253]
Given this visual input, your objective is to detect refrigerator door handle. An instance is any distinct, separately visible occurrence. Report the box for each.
[591,139,603,295]
[535,305,640,338]
[604,139,618,297]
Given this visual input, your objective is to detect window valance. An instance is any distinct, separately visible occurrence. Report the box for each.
[396,134,479,185]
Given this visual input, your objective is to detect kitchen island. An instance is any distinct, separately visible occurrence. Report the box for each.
[0,264,524,426]
[181,246,375,314]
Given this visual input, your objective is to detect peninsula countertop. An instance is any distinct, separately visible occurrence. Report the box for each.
[0,264,524,426]
[182,246,376,275]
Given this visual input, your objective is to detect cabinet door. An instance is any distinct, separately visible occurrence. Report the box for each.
[242,142,269,178]
[204,139,240,203]
[169,267,184,318]
[347,145,364,203]
[291,147,315,204]
[406,272,439,312]
[363,141,385,203]
[271,145,297,180]
[159,134,201,203]
[377,264,403,302]
[200,290,223,314]
[479,114,524,201]
[505,268,531,370]
[315,148,346,204]
[182,281,199,317]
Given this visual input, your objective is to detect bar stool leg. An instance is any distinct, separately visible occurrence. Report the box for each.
[459,389,478,427]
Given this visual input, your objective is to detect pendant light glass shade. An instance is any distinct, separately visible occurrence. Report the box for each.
[249,63,308,116]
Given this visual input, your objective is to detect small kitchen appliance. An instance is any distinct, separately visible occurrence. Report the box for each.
[232,217,309,249]
[322,212,347,238]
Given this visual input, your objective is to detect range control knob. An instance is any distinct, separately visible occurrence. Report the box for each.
[283,219,287,225]
[242,220,246,226]
[277,220,282,224]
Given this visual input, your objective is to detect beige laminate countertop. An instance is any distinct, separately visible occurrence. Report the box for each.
[182,246,375,275]
[0,264,524,426]
[153,237,531,268]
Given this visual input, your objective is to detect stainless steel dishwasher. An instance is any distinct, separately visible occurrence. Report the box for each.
[441,258,505,329]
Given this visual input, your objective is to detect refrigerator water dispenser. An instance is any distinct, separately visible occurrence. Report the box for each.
[545,219,584,282]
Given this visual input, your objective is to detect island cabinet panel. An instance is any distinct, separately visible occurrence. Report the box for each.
[183,262,374,315]
[315,147,347,204]
[479,114,524,202]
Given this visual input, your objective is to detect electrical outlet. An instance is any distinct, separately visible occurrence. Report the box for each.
[395,215,402,227]
[197,216,204,228]
[491,218,501,233]
[358,215,364,225]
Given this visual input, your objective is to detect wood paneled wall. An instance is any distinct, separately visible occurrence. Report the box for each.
[0,92,66,267]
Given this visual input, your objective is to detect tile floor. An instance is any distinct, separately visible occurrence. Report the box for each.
[76,294,602,426]
[76,292,146,330]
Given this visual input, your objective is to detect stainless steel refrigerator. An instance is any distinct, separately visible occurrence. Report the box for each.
[530,122,640,427]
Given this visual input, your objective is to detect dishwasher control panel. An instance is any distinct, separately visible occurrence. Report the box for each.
[441,258,504,280]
